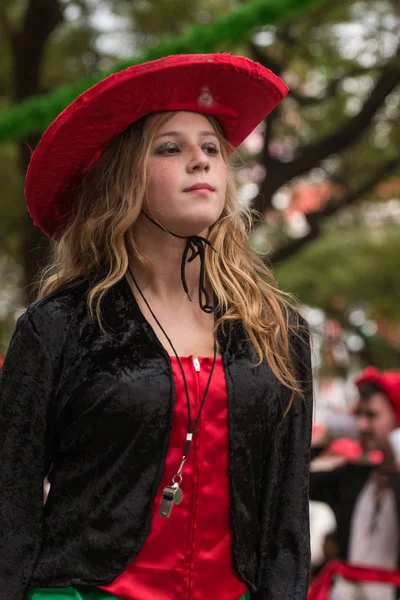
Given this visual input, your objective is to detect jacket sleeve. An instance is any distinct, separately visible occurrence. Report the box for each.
[253,321,313,600]
[309,466,344,506]
[0,312,54,600]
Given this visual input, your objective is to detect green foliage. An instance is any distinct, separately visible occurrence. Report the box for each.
[130,0,238,38]
[275,220,400,325]
[0,0,326,143]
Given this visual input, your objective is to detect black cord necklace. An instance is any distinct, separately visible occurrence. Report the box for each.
[128,267,218,518]
[142,211,217,314]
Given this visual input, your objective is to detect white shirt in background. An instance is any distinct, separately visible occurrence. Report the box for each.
[330,473,398,600]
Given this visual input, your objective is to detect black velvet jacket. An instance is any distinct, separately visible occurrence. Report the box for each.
[0,277,313,600]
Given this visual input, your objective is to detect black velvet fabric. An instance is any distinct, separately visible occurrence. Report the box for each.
[0,277,313,600]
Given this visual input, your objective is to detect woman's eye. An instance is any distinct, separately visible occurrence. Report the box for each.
[203,142,219,155]
[155,142,180,155]
[154,141,219,156]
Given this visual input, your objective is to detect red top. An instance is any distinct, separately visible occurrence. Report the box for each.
[99,356,248,600]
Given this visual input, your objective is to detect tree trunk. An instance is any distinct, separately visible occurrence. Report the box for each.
[10,0,63,303]
[18,136,52,302]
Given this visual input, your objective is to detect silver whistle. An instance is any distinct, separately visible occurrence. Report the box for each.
[159,482,183,518]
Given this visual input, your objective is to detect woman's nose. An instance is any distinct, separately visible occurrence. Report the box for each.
[187,148,210,172]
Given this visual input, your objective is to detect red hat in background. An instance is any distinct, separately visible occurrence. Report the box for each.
[356,367,400,425]
[25,53,288,239]
[327,438,362,461]
[327,437,382,465]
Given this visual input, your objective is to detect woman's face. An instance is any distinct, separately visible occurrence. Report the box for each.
[145,111,228,237]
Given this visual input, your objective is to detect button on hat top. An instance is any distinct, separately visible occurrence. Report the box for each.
[197,85,214,107]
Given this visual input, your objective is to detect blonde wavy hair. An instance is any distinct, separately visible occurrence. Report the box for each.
[38,111,306,405]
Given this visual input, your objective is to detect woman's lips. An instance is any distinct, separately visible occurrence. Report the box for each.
[184,183,215,192]
[184,183,215,196]
[185,188,214,196]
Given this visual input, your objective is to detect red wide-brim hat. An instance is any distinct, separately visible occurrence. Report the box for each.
[356,366,400,425]
[25,53,288,239]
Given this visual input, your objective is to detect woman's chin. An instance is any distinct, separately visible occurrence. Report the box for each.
[168,213,220,237]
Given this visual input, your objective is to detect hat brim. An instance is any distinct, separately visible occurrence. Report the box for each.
[25,53,288,238]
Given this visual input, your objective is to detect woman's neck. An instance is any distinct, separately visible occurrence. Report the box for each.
[127,214,217,355]
[129,214,206,303]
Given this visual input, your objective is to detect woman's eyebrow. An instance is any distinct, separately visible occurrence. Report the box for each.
[154,130,218,140]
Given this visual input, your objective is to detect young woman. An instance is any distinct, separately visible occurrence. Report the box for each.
[0,54,313,600]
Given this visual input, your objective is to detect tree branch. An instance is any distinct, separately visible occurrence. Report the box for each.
[283,53,399,175]
[268,154,400,265]
[248,42,284,162]
[249,40,284,75]
[256,46,400,213]
[289,62,390,107]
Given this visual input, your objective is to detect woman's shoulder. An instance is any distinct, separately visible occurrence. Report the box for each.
[283,303,310,340]
[26,277,90,321]
[20,277,91,344]
[3,279,92,369]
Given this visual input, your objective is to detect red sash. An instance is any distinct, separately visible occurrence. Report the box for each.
[308,560,400,600]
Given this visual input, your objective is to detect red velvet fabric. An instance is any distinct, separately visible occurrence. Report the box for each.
[308,560,400,600]
[99,356,248,600]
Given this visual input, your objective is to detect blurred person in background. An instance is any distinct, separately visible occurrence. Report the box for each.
[310,367,400,600]
[0,54,313,600]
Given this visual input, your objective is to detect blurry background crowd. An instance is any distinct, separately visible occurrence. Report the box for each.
[0,0,399,597]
